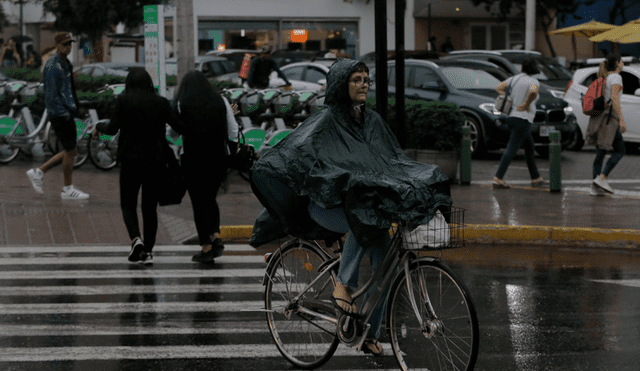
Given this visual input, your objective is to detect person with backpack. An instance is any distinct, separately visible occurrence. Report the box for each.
[492,58,548,189]
[585,54,626,196]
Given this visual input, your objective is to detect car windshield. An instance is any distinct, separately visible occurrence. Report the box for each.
[512,59,572,81]
[441,67,501,90]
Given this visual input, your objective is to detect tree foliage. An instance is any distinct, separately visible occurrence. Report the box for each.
[42,0,166,42]
[470,0,594,57]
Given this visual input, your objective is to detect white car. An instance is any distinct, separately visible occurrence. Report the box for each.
[269,60,336,92]
[563,65,640,149]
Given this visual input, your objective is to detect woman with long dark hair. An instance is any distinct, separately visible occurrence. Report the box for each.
[95,68,182,264]
[173,71,238,263]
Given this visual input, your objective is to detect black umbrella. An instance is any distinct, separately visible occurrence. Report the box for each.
[10,35,33,44]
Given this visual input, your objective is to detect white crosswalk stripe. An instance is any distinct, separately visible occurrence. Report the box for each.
[0,243,396,370]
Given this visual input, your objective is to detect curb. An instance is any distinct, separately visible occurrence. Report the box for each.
[218,224,640,249]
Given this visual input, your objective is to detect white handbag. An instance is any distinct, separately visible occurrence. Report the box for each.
[403,210,450,249]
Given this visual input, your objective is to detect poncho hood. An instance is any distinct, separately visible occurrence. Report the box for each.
[250,59,452,248]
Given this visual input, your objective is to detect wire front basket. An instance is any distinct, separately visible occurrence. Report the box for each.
[398,206,465,251]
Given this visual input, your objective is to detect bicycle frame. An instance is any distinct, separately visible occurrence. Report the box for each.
[5,107,48,150]
[263,227,426,352]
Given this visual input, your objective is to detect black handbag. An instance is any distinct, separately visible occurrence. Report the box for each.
[158,141,187,206]
[228,130,257,172]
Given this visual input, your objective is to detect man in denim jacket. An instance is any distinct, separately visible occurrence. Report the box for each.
[27,31,89,200]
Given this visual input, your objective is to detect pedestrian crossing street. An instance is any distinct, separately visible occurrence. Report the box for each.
[0,244,399,370]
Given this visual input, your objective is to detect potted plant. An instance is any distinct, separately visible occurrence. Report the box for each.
[366,98,464,182]
[400,99,464,182]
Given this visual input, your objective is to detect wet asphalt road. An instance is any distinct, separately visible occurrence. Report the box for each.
[1,243,639,370]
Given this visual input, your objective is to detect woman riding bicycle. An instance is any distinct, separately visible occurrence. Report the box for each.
[250,59,452,355]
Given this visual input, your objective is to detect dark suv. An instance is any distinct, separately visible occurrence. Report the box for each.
[445,50,573,90]
[369,59,577,157]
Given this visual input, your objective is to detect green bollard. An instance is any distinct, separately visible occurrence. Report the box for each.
[549,131,561,192]
[460,126,471,185]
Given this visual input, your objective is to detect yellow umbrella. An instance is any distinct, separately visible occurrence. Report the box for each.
[548,20,616,38]
[589,18,640,43]
[548,20,616,60]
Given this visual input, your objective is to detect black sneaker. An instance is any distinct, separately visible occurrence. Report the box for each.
[128,238,144,263]
[192,249,216,263]
[139,251,153,265]
[211,238,225,258]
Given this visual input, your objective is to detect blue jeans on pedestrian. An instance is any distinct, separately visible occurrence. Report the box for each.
[308,201,390,340]
[593,129,625,179]
[495,117,541,180]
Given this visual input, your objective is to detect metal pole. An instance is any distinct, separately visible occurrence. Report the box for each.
[549,131,561,192]
[525,0,536,50]
[176,0,195,87]
[395,0,406,148]
[375,0,388,124]
[460,127,471,185]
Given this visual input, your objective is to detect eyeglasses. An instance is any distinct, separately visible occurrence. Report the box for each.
[62,41,73,47]
[349,78,373,87]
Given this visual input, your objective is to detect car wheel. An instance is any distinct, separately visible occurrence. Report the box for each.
[565,126,584,151]
[463,115,486,157]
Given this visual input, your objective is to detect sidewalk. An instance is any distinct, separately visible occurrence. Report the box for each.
[1,158,639,249]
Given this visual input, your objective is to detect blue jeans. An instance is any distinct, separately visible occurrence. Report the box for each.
[495,117,541,180]
[593,129,625,179]
[308,202,389,340]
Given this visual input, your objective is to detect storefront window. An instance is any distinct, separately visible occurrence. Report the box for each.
[198,19,358,57]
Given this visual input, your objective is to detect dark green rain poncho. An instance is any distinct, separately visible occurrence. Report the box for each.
[249,59,452,248]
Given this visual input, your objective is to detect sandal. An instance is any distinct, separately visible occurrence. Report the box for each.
[332,282,357,314]
[531,177,549,187]
[362,338,384,356]
[492,177,511,189]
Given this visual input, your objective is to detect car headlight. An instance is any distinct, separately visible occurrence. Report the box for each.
[550,89,566,99]
[479,103,502,116]
[564,105,573,115]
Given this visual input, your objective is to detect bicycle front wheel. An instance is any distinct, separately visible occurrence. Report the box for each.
[0,116,22,163]
[265,240,339,369]
[387,259,479,371]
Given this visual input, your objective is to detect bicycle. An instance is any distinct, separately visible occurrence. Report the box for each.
[262,206,478,370]
[87,120,119,171]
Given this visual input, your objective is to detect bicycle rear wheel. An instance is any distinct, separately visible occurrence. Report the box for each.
[264,240,339,369]
[387,259,479,371]
[88,133,118,171]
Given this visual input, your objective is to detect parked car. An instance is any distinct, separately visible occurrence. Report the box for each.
[563,65,640,151]
[205,48,258,71]
[165,56,235,80]
[358,50,439,70]
[269,59,336,91]
[75,62,145,78]
[446,50,573,91]
[271,50,336,67]
[369,59,577,157]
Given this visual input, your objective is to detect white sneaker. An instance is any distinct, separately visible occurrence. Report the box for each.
[589,184,606,196]
[593,176,614,194]
[26,168,44,194]
[61,186,89,200]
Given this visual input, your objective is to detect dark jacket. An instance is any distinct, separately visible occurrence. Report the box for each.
[43,52,79,118]
[250,59,451,248]
[97,92,182,163]
[172,96,228,164]
[248,56,290,88]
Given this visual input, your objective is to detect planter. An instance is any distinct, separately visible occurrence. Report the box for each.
[405,149,459,183]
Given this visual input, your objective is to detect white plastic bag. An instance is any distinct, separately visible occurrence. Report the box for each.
[403,210,450,249]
